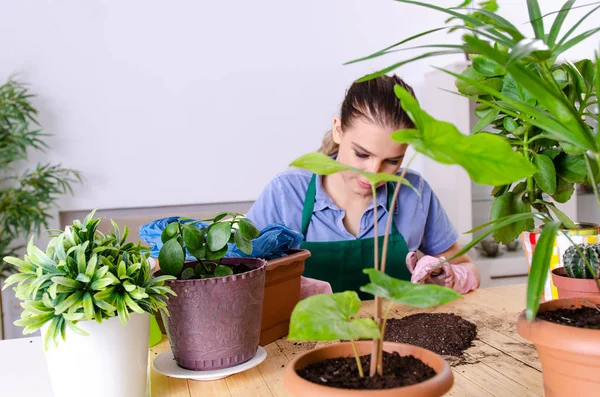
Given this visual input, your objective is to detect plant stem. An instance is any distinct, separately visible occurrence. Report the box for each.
[523,128,535,206]
[369,183,381,377]
[377,302,395,373]
[351,339,364,378]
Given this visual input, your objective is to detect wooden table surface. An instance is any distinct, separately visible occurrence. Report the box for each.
[148,284,543,397]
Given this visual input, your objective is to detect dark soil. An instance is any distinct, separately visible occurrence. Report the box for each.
[296,351,435,389]
[537,306,600,329]
[383,313,477,357]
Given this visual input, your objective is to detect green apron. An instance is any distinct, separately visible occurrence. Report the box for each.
[300,174,411,300]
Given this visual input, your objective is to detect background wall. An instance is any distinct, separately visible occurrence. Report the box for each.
[1,0,599,338]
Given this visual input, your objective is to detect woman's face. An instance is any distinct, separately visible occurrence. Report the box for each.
[332,117,408,196]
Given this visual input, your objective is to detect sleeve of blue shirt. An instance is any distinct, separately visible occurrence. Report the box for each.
[417,177,459,255]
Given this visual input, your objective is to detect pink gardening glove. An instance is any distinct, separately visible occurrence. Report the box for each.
[405,252,478,294]
[299,276,333,300]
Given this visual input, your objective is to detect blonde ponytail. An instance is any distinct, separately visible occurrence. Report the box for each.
[317,129,339,156]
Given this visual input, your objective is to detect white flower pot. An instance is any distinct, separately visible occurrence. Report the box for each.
[41,313,150,397]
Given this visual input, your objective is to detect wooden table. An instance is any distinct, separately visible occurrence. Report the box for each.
[149,284,544,397]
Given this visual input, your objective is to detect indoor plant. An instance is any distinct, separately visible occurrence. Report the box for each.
[2,210,174,397]
[343,0,600,395]
[551,243,600,298]
[0,78,82,339]
[281,80,536,395]
[154,213,268,370]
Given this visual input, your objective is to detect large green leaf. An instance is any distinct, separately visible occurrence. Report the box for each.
[233,230,252,255]
[287,291,381,341]
[554,154,587,183]
[526,221,561,320]
[472,55,506,77]
[501,73,536,105]
[238,218,260,240]
[207,222,231,251]
[526,0,544,40]
[158,238,185,277]
[289,152,349,175]
[182,224,205,260]
[552,177,575,203]
[490,192,530,244]
[393,86,536,186]
[360,269,461,307]
[533,154,557,194]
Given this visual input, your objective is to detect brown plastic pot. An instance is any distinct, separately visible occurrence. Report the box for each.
[157,257,266,371]
[551,267,600,299]
[283,341,453,397]
[516,296,600,396]
[260,249,309,346]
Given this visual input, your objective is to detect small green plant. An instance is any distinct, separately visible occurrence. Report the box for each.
[563,243,600,279]
[286,85,535,377]
[2,211,176,349]
[158,213,260,279]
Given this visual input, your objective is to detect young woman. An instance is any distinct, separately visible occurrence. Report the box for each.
[247,75,479,299]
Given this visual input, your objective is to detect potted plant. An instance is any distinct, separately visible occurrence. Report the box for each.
[551,243,600,298]
[0,78,82,340]
[342,1,600,395]
[153,213,268,370]
[1,210,175,397]
[280,76,535,395]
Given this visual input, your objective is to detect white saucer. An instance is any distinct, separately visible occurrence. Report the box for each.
[152,346,267,381]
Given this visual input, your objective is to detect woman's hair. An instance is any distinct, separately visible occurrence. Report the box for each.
[318,74,417,156]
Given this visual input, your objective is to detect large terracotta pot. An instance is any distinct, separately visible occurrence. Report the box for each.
[283,341,453,397]
[158,257,266,371]
[517,296,600,396]
[551,267,600,299]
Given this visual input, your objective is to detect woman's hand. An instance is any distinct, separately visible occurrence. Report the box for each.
[405,252,478,294]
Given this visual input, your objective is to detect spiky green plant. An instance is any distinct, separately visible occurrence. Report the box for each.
[2,210,176,349]
[563,243,600,279]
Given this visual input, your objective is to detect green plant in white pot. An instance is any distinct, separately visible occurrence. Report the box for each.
[2,210,175,397]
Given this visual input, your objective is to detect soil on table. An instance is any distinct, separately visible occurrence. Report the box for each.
[296,351,435,389]
[537,306,600,329]
[383,313,477,357]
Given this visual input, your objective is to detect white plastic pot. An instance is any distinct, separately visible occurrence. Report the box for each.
[41,312,150,397]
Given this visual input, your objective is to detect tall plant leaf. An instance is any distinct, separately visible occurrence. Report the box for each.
[526,221,561,320]
[526,0,545,40]
[547,0,575,47]
[556,4,600,48]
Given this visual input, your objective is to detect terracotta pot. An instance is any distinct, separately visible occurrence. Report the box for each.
[260,249,309,346]
[157,257,266,371]
[516,296,600,396]
[283,341,453,396]
[551,268,600,299]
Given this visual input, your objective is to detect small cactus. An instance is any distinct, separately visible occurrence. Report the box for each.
[562,243,600,279]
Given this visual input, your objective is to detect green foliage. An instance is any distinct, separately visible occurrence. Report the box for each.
[2,211,176,349]
[288,291,380,341]
[0,79,82,280]
[563,243,600,279]
[158,213,259,280]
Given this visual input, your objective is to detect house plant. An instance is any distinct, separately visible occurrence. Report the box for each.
[551,243,600,298]
[281,78,536,395]
[153,213,269,370]
[0,78,81,339]
[2,210,175,397]
[342,0,600,395]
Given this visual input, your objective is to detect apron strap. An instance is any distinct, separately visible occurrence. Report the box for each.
[301,174,317,238]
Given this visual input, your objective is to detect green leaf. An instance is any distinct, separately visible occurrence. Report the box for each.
[181,267,194,279]
[158,238,185,277]
[205,245,228,260]
[526,221,561,321]
[95,299,116,312]
[596,50,600,148]
[289,152,349,175]
[117,261,127,279]
[552,177,575,203]
[555,27,600,57]
[501,73,535,105]
[544,202,576,229]
[360,269,461,307]
[287,291,380,341]
[234,230,253,255]
[50,276,81,290]
[54,291,84,314]
[182,224,205,260]
[526,0,544,40]
[547,0,575,47]
[472,55,505,77]
[75,273,91,283]
[533,154,557,194]
[502,117,518,133]
[472,108,500,133]
[238,218,260,240]
[207,222,232,252]
[83,292,94,320]
[554,154,587,183]
[124,293,145,313]
[214,265,233,278]
[490,192,530,244]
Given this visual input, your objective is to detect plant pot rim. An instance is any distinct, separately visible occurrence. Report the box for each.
[283,341,453,396]
[551,267,600,280]
[516,296,600,355]
[154,257,267,286]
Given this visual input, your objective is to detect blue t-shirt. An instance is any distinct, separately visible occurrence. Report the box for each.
[246,168,458,255]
